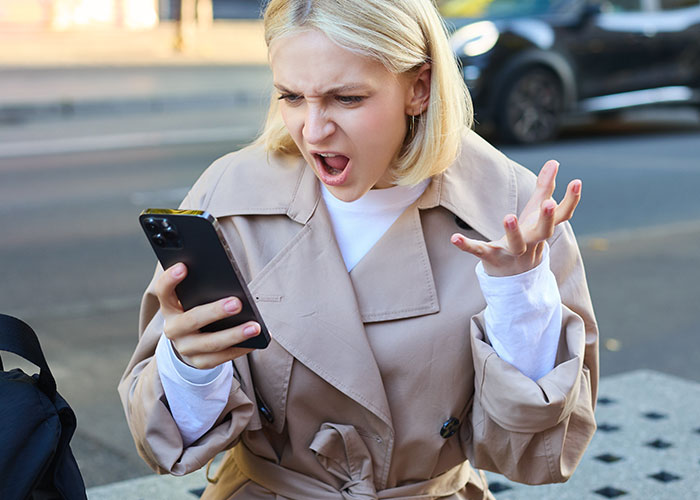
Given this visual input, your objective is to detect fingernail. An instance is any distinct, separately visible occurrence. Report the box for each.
[172,264,185,277]
[573,181,582,194]
[224,298,241,313]
[506,216,517,229]
[243,324,259,337]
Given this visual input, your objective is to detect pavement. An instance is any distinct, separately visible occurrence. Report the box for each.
[0,20,269,126]
[85,370,700,499]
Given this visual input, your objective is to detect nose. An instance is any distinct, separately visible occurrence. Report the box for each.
[302,105,335,145]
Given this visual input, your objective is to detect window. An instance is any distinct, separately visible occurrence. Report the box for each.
[601,0,643,12]
[659,0,699,10]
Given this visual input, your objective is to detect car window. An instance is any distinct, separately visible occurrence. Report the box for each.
[438,0,569,18]
[658,0,699,10]
[601,0,643,11]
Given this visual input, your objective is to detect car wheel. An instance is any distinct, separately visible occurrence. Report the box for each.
[497,67,563,144]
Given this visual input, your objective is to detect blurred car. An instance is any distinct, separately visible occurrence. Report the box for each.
[442,0,700,143]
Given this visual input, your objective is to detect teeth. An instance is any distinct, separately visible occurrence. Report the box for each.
[319,153,338,158]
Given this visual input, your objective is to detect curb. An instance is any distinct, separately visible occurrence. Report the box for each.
[0,91,265,125]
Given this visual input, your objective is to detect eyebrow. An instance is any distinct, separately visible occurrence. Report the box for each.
[273,83,370,95]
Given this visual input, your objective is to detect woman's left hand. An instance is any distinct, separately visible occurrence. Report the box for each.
[450,160,581,277]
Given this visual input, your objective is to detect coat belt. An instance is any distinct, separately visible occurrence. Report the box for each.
[232,423,480,500]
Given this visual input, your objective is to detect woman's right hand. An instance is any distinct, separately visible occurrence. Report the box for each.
[154,262,261,369]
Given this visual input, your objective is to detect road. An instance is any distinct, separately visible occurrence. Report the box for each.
[1,101,699,487]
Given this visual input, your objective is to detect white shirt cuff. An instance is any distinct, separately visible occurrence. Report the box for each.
[155,333,234,446]
[475,242,562,381]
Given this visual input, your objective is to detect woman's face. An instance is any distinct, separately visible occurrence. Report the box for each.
[270,29,426,202]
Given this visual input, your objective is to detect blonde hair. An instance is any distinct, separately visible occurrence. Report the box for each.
[256,0,473,186]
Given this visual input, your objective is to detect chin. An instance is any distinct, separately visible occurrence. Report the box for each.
[325,185,368,203]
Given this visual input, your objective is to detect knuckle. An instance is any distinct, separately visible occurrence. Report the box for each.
[178,313,200,333]
[154,278,167,299]
[173,338,194,356]
[188,355,208,370]
[163,318,175,338]
[199,335,222,354]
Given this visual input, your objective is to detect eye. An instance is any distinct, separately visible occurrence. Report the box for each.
[336,95,364,105]
[278,93,302,104]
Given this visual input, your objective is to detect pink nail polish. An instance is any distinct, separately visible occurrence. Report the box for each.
[224,298,240,313]
[244,325,259,337]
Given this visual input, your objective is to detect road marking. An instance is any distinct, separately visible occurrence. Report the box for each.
[0,126,256,158]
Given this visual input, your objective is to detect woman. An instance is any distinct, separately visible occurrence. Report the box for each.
[119,0,599,498]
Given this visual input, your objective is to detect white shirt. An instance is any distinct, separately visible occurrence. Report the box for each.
[321,180,430,271]
[156,182,561,445]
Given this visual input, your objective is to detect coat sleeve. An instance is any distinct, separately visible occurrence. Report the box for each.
[117,268,258,475]
[464,220,599,484]
[117,157,260,475]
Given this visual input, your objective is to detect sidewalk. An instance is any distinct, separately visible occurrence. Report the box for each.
[0,21,269,124]
[0,21,267,67]
[86,370,700,499]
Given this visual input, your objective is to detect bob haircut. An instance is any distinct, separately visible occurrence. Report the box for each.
[256,0,473,186]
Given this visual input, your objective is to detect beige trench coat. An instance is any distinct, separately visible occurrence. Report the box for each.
[119,130,599,499]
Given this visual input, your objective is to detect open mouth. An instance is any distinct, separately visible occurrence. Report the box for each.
[316,153,349,176]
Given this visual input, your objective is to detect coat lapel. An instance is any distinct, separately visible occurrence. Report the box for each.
[349,200,439,323]
[349,130,521,324]
[245,182,393,429]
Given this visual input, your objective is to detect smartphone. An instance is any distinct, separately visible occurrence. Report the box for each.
[139,208,270,349]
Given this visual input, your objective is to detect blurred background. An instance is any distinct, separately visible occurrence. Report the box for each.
[1,0,699,491]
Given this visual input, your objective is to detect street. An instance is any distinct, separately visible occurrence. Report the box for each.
[1,86,699,487]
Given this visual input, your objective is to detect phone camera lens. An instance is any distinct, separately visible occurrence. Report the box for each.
[153,233,167,247]
[144,217,158,232]
[164,226,178,240]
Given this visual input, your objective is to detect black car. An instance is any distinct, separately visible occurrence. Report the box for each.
[443,0,700,143]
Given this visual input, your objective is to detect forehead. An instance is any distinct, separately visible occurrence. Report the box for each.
[269,29,396,93]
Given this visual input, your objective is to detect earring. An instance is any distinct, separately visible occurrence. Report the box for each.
[408,113,417,135]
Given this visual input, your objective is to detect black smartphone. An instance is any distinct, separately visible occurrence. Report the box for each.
[139,208,270,349]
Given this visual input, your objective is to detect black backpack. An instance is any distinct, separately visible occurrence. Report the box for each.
[0,314,87,500]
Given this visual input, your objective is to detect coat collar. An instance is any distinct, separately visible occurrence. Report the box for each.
[205,147,318,225]
[205,130,517,243]
[418,129,518,243]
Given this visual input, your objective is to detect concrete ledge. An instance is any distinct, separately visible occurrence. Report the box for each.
[0,20,272,123]
[0,21,267,67]
[0,65,272,125]
[87,370,700,499]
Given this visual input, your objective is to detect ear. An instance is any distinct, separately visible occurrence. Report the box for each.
[405,63,431,116]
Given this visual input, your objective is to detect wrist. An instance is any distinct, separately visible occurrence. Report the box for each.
[481,253,543,277]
